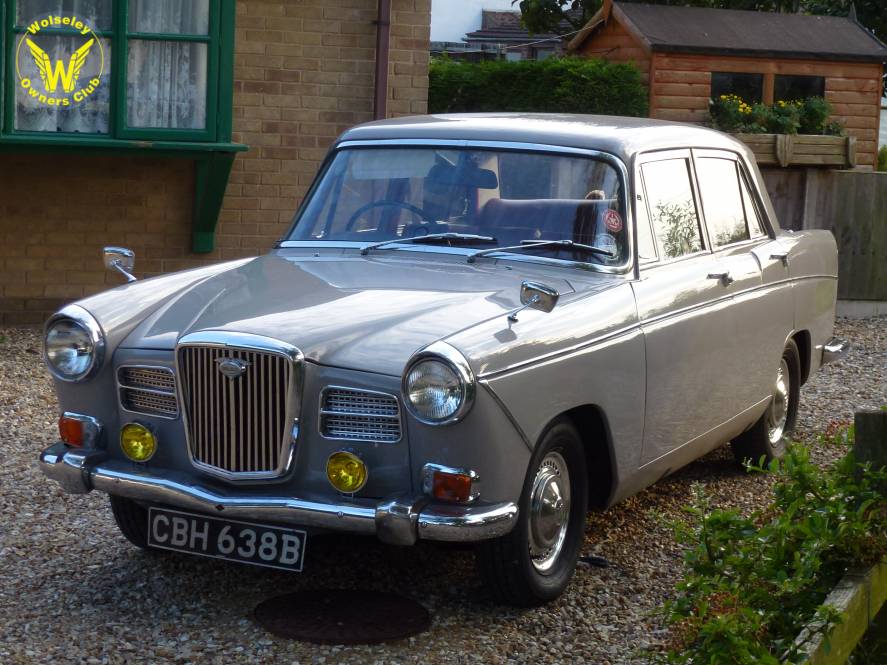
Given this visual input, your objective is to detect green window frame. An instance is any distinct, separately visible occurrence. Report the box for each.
[1,0,236,143]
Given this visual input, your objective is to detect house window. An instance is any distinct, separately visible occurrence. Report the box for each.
[711,72,764,104]
[775,75,825,101]
[2,0,233,142]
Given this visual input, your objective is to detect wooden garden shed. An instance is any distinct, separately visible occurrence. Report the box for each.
[568,0,887,168]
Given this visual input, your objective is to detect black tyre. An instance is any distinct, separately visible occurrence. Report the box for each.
[109,495,149,549]
[731,338,801,466]
[477,419,588,606]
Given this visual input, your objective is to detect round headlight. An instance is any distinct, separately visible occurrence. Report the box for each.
[44,305,104,382]
[403,342,475,425]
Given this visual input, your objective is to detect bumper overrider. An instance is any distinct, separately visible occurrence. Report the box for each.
[39,443,518,547]
[821,336,849,365]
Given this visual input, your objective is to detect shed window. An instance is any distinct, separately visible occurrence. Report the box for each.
[2,0,233,142]
[711,72,764,104]
[774,75,825,102]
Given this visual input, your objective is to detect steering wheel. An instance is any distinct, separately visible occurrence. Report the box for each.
[344,200,431,232]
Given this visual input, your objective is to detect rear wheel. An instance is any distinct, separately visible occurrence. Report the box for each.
[109,495,149,549]
[731,338,801,466]
[476,419,588,606]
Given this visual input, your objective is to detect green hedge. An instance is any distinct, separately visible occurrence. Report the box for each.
[429,57,649,117]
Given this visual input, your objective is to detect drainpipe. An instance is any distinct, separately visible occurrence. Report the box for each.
[374,0,392,120]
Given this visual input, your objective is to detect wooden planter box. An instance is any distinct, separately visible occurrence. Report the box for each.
[736,133,857,169]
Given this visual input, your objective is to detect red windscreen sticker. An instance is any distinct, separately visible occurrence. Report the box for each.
[604,210,623,233]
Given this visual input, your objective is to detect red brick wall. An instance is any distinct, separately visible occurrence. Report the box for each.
[0,0,431,324]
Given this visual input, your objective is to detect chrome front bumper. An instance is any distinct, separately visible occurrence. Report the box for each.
[822,336,849,365]
[39,443,518,547]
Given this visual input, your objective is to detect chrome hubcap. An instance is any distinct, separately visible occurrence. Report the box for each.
[528,451,571,573]
[767,358,790,444]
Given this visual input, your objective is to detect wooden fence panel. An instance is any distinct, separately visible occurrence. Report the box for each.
[762,168,887,300]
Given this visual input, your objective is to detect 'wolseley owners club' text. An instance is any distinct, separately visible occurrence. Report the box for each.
[16,14,104,107]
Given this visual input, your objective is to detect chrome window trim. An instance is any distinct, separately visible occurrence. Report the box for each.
[43,304,106,383]
[117,364,178,420]
[175,331,304,483]
[280,139,635,277]
[318,385,403,444]
[402,341,476,426]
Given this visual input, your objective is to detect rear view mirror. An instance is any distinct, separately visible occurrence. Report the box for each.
[103,246,136,283]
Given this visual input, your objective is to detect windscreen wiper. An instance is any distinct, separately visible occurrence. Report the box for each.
[466,239,616,264]
[360,233,497,255]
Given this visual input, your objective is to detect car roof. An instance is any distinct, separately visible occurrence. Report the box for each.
[336,113,752,164]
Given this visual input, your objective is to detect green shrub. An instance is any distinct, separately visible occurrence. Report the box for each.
[766,100,802,135]
[798,96,832,135]
[428,57,648,116]
[709,94,754,132]
[660,431,887,665]
[878,146,887,172]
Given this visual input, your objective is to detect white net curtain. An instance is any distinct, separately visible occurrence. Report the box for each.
[126,0,209,131]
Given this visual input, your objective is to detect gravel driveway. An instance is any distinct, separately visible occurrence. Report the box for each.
[1,318,884,665]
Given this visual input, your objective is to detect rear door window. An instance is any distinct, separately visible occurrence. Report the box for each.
[696,157,750,247]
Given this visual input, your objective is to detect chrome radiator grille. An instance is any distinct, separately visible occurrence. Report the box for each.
[320,387,401,442]
[178,345,294,476]
[118,366,177,418]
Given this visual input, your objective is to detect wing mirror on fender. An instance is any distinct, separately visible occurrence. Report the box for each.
[103,246,137,283]
[507,281,560,322]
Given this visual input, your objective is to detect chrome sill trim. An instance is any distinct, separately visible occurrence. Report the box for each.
[39,444,518,545]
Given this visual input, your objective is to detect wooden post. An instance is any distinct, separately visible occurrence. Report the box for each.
[854,411,887,482]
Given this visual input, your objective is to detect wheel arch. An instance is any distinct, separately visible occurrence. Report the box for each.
[791,329,811,385]
[557,404,616,511]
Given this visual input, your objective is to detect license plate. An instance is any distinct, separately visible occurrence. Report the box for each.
[147,507,307,572]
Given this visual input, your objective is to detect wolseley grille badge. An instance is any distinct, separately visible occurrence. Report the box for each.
[215,357,251,380]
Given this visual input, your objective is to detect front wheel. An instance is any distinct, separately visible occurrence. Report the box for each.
[731,338,801,466]
[476,419,588,606]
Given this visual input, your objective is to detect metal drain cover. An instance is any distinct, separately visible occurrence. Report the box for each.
[254,590,431,644]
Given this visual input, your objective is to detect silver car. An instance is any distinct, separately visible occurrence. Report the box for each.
[39,114,846,605]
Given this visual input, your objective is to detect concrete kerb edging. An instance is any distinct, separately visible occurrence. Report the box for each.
[794,559,887,665]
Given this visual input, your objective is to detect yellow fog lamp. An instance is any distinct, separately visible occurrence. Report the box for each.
[326,451,368,494]
[120,422,157,462]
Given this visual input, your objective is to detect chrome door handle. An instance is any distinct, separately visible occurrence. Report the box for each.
[707,270,734,286]
[770,251,789,267]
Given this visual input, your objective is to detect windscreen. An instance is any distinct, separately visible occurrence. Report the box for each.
[288,147,628,266]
